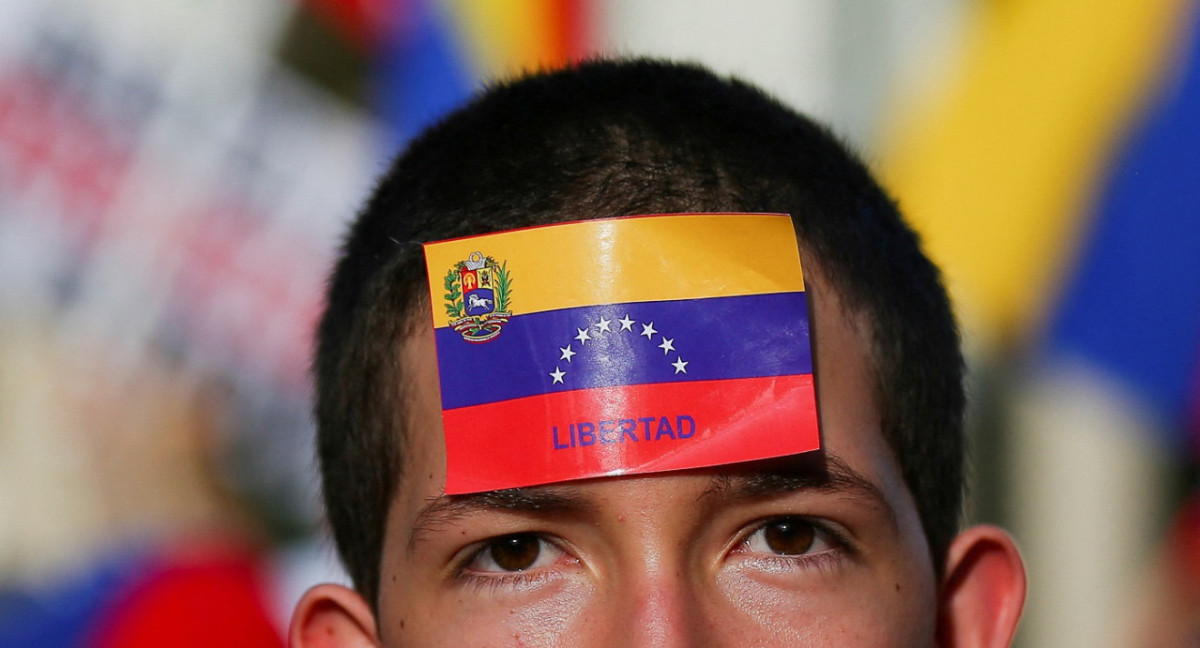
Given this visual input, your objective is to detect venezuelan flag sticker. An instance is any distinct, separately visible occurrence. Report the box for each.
[423,213,819,494]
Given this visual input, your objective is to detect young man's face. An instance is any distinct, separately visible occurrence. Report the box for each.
[375,268,942,647]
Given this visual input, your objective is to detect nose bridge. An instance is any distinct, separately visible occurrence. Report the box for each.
[583,476,721,648]
[607,556,710,648]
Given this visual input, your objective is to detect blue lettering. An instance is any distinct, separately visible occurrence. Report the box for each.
[552,425,571,449]
[639,417,656,441]
[598,420,618,444]
[619,419,638,442]
[578,422,596,446]
[655,416,676,440]
[551,415,695,450]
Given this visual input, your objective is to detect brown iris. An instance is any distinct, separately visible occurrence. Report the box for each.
[762,518,816,555]
[488,534,542,571]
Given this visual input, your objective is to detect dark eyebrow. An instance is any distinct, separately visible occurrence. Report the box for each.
[699,452,896,524]
[408,487,596,552]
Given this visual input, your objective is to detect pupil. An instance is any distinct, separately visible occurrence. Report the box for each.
[763,518,815,555]
[490,534,540,571]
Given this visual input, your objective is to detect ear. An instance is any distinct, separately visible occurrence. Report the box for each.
[290,584,381,648]
[936,524,1027,648]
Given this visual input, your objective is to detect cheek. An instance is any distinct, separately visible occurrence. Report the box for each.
[714,564,936,647]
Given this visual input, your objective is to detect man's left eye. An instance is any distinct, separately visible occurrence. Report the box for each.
[742,517,839,556]
[466,533,564,572]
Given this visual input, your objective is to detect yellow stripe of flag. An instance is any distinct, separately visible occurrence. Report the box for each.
[423,213,804,325]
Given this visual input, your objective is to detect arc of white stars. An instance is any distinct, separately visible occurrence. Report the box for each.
[553,317,693,382]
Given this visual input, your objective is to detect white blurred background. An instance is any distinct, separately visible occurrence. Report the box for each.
[1,1,1197,646]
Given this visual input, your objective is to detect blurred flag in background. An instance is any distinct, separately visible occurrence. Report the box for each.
[882,1,1200,646]
[0,0,584,645]
[299,0,592,146]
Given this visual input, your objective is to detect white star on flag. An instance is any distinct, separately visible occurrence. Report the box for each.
[575,327,591,344]
[658,337,675,355]
[671,357,688,374]
[618,315,635,331]
[595,317,612,333]
[559,345,576,362]
[640,322,657,339]
[550,367,566,384]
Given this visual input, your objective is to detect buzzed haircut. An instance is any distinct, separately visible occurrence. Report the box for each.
[315,59,964,606]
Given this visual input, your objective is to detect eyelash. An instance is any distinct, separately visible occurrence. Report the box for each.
[459,567,552,592]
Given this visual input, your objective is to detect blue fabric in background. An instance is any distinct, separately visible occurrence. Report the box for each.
[0,550,147,648]
[376,0,474,152]
[1045,8,1200,441]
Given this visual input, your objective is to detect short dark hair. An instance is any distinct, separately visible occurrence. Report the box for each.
[315,58,964,606]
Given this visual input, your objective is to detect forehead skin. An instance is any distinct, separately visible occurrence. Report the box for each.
[377,262,938,647]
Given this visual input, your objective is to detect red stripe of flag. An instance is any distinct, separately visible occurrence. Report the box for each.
[443,374,817,494]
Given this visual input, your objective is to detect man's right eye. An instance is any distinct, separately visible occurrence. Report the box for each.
[466,533,564,573]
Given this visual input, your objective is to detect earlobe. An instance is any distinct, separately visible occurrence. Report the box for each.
[936,524,1027,648]
[290,584,381,648]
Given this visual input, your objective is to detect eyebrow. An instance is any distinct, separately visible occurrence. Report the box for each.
[699,452,896,523]
[408,487,595,552]
[407,453,895,552]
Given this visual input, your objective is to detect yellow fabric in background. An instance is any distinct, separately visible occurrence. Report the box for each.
[446,0,571,79]
[880,0,1189,342]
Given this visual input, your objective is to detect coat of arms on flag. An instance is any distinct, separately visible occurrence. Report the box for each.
[443,250,513,343]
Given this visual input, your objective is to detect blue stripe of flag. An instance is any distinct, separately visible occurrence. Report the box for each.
[434,292,812,409]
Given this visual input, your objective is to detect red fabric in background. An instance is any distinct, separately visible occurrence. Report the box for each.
[89,540,283,648]
[299,0,385,49]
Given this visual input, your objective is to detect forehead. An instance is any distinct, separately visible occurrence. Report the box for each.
[393,265,912,529]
